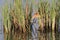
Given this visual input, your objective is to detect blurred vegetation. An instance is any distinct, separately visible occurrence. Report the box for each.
[2,0,60,40]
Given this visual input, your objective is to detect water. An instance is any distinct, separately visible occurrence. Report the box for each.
[28,32,60,40]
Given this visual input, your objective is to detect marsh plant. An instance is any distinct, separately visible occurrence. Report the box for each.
[2,0,60,40]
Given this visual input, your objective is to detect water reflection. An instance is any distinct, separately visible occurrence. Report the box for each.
[5,31,60,40]
[55,32,60,40]
[28,32,60,40]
